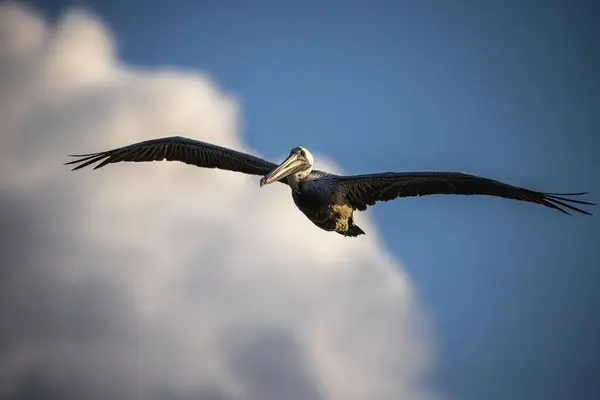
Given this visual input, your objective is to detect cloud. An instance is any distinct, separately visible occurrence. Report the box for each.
[0,4,435,400]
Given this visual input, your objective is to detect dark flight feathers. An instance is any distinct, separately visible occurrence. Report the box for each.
[336,172,595,215]
[66,137,595,216]
[65,136,286,182]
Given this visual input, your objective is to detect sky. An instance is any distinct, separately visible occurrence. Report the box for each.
[1,1,599,399]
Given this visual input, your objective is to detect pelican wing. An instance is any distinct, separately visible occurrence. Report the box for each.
[336,171,595,215]
[65,136,286,182]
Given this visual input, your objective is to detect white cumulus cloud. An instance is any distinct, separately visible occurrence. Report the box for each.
[0,4,436,400]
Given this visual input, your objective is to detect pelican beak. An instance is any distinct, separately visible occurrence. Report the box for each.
[260,152,307,187]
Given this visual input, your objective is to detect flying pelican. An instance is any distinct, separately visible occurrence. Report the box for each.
[65,136,595,237]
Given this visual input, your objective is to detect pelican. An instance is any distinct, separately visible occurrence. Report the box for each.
[65,136,595,237]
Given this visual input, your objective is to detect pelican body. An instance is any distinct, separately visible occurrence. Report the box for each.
[259,147,365,236]
[65,136,595,236]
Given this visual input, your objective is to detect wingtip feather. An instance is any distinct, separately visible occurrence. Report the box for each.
[541,192,595,216]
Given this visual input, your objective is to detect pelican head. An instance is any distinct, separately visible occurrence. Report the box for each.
[260,146,314,187]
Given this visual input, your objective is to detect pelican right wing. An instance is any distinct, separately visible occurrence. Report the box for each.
[65,136,286,181]
[335,171,595,215]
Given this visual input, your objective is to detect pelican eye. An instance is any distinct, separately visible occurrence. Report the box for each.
[300,150,306,157]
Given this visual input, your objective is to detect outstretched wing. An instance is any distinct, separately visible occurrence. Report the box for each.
[65,136,286,182]
[335,171,595,215]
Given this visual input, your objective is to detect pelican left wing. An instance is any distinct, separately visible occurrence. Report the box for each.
[335,171,595,215]
[65,136,286,181]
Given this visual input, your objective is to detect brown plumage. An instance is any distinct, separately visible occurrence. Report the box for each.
[65,136,283,179]
[336,172,595,216]
[66,137,596,236]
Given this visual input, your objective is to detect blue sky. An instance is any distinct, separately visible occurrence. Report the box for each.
[24,1,600,399]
